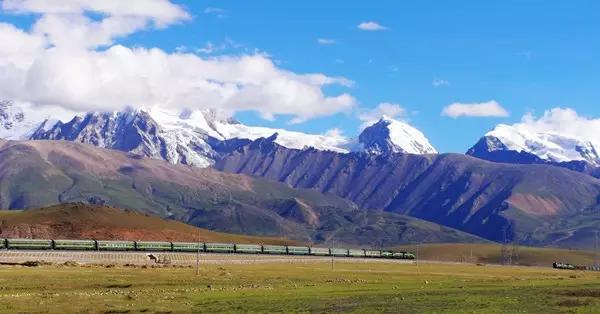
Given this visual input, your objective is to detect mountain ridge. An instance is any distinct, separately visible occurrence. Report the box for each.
[0,138,479,247]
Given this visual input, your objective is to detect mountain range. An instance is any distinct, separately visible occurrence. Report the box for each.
[215,137,600,248]
[1,101,437,168]
[1,101,600,249]
[7,100,599,175]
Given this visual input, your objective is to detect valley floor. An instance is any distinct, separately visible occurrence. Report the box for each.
[0,260,598,313]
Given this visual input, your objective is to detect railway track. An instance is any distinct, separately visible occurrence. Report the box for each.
[0,250,416,266]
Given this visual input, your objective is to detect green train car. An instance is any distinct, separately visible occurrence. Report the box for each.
[6,239,52,250]
[381,251,393,258]
[262,245,287,254]
[135,241,172,251]
[235,244,262,254]
[392,252,405,259]
[348,249,365,257]
[330,248,349,256]
[403,252,416,260]
[0,239,6,249]
[286,246,310,255]
[97,240,135,251]
[309,247,330,256]
[365,250,382,258]
[53,239,96,250]
[205,243,235,253]
[172,242,203,252]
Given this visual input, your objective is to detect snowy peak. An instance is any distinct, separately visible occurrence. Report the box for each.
[30,108,216,167]
[468,124,600,167]
[0,100,24,132]
[358,116,437,155]
[0,100,37,140]
[148,107,351,153]
[0,100,77,140]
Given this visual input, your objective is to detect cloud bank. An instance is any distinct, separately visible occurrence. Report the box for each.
[442,101,509,118]
[0,0,356,123]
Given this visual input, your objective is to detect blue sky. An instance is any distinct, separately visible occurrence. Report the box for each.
[2,0,600,152]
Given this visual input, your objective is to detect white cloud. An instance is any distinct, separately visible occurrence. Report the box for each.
[3,0,190,50]
[204,7,226,18]
[432,79,449,87]
[3,0,189,24]
[324,128,344,138]
[196,38,240,54]
[442,100,509,118]
[513,108,600,146]
[358,102,406,128]
[0,23,46,68]
[317,38,336,45]
[0,1,356,123]
[357,21,387,31]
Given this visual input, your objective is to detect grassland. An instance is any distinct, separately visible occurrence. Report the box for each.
[393,243,598,267]
[0,261,598,313]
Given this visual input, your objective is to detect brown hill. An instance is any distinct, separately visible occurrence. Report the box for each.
[0,203,297,244]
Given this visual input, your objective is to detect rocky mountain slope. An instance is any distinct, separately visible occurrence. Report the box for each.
[468,124,600,176]
[215,137,600,247]
[0,138,478,246]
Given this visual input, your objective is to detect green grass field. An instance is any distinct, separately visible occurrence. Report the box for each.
[0,261,599,313]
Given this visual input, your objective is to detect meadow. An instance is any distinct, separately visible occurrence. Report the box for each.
[0,260,599,313]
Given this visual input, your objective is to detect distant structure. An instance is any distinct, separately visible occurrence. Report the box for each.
[501,222,518,265]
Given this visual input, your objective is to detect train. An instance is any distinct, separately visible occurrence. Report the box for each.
[0,238,416,260]
[553,262,576,270]
[553,262,598,271]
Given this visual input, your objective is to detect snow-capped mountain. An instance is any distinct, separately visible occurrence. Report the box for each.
[27,106,355,167]
[0,100,26,139]
[146,107,351,153]
[358,116,438,155]
[30,108,219,167]
[468,124,600,170]
[1,101,439,167]
[0,100,77,140]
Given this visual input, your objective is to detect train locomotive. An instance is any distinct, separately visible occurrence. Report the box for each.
[0,238,416,260]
